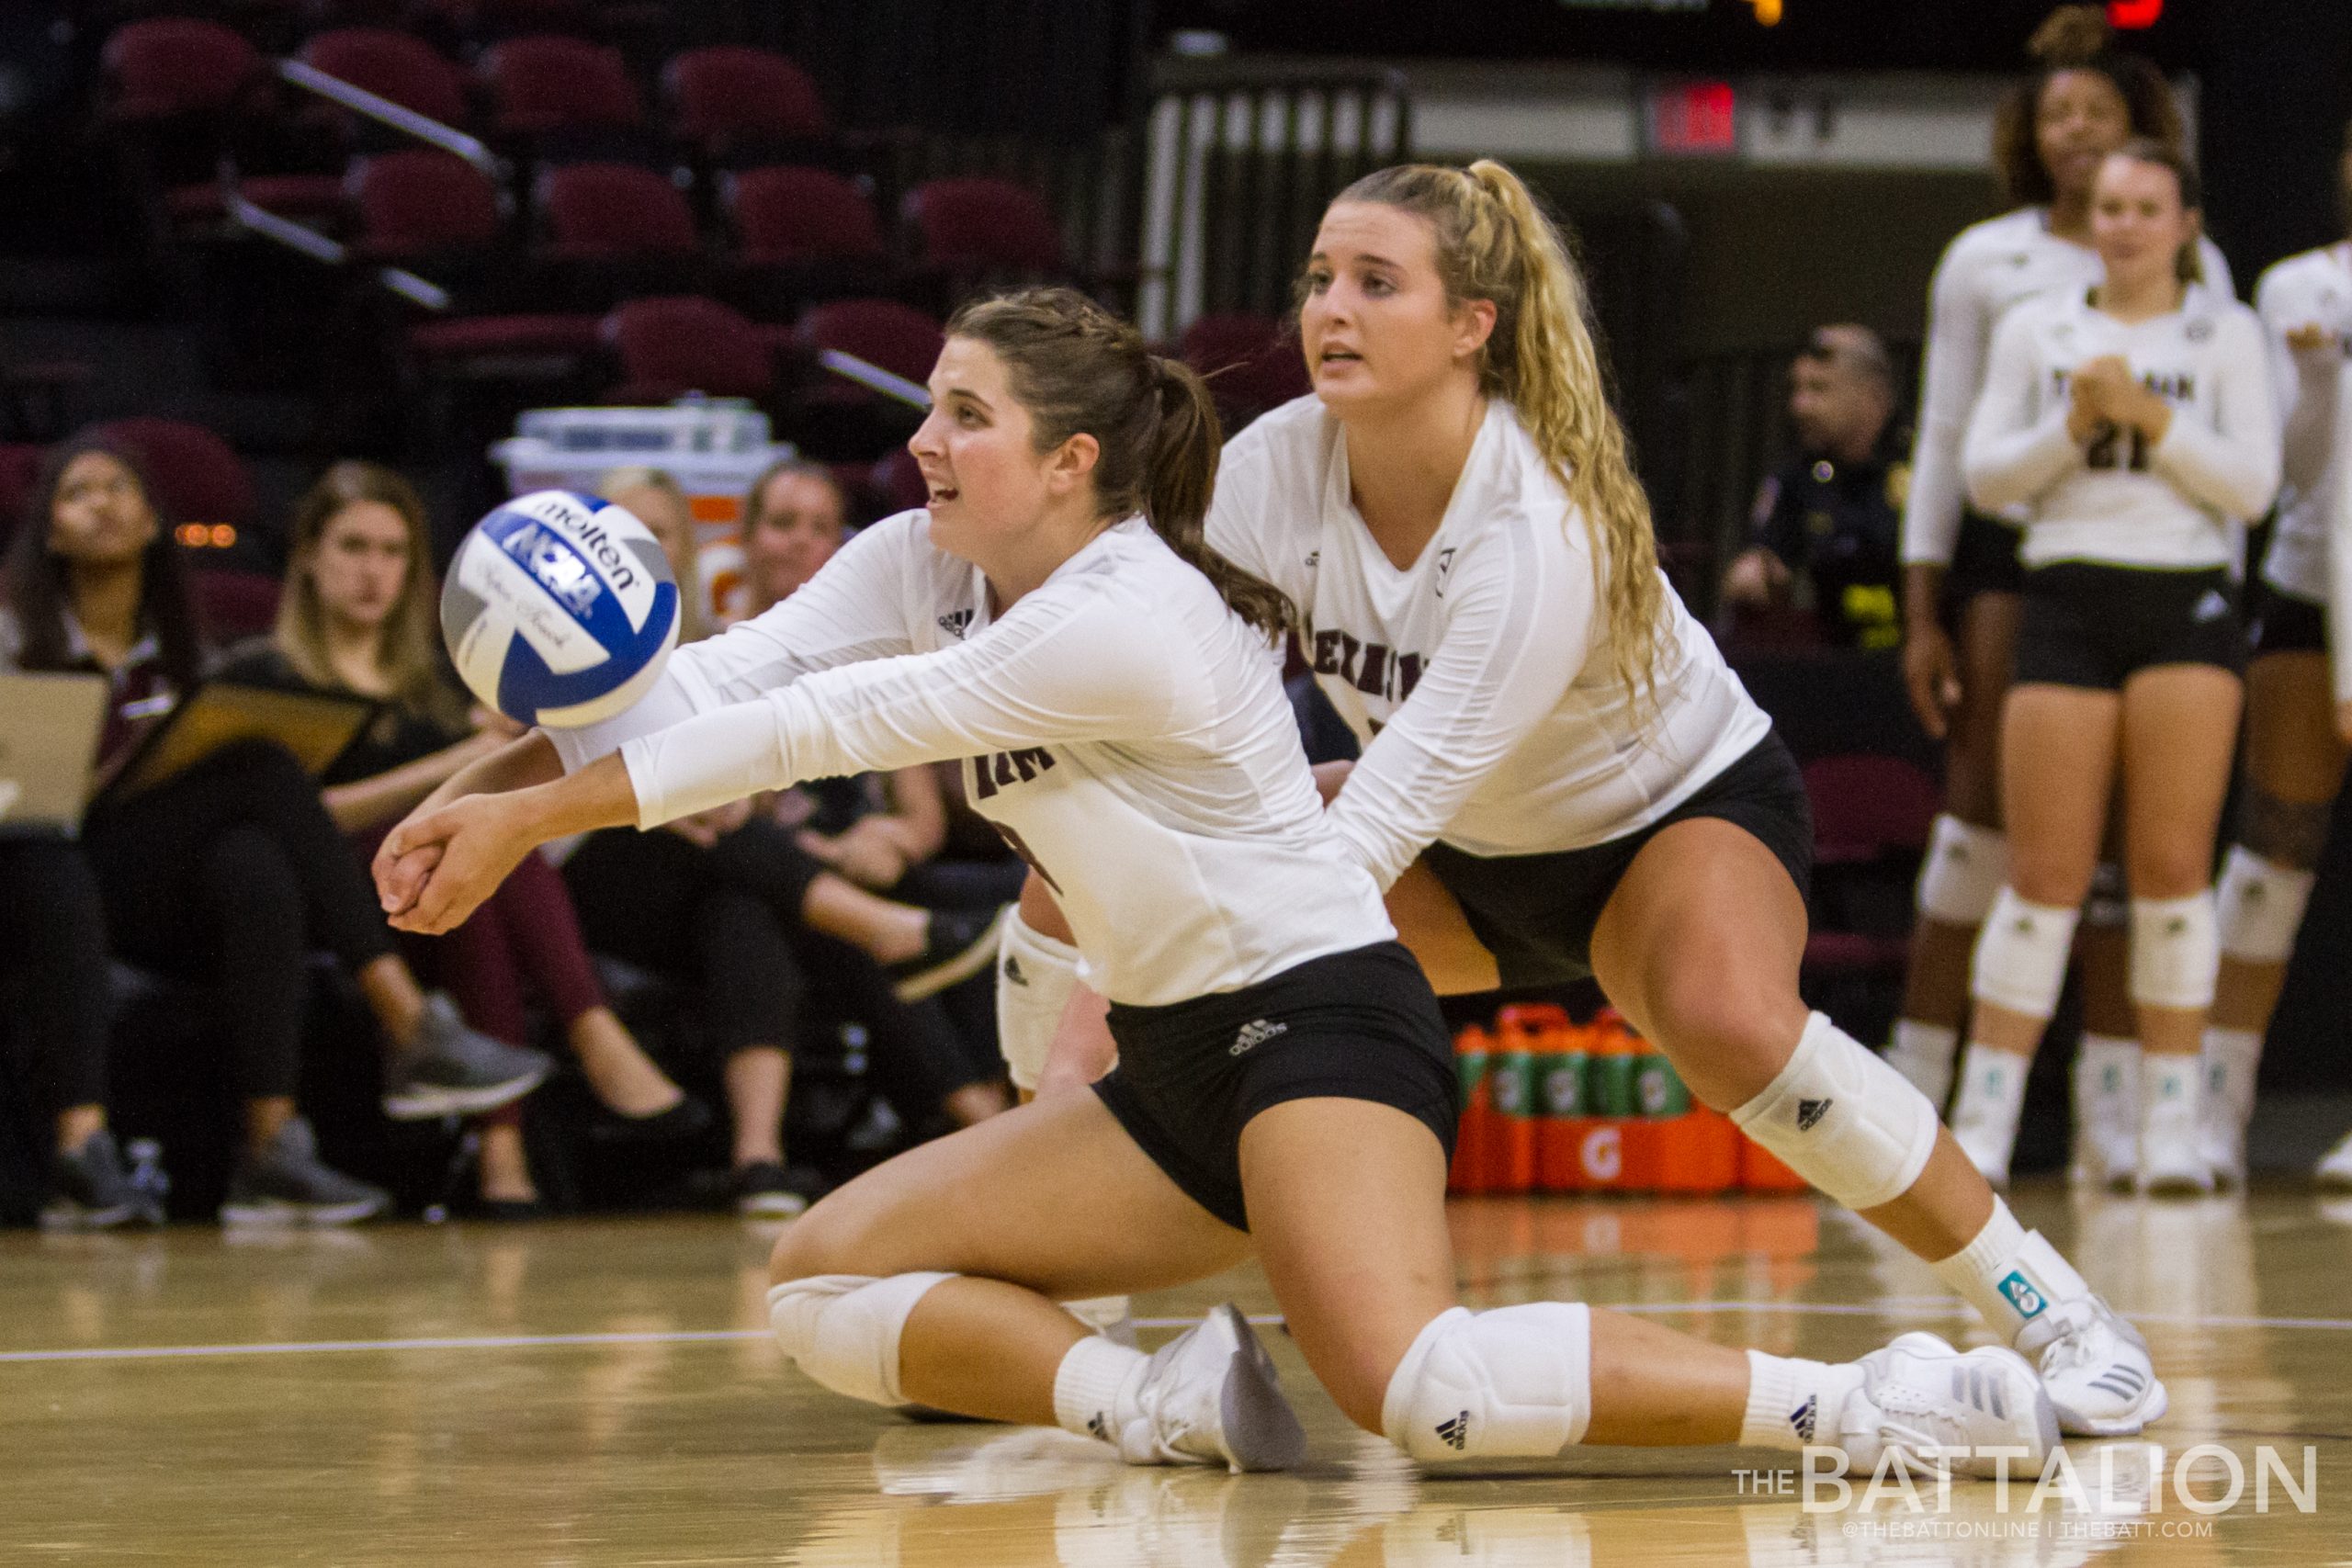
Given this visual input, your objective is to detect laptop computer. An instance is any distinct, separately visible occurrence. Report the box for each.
[0,671,109,838]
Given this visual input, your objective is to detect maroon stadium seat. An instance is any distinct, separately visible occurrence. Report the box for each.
[1179,312,1311,428]
[480,35,641,136]
[1799,752,1939,980]
[793,299,945,389]
[665,48,830,153]
[537,163,697,261]
[300,28,471,129]
[901,177,1067,275]
[191,569,285,643]
[102,18,264,122]
[601,297,774,403]
[0,443,44,550]
[90,418,254,530]
[348,151,505,260]
[726,166,885,266]
[866,447,927,516]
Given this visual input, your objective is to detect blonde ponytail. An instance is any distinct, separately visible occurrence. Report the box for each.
[1333,160,1668,715]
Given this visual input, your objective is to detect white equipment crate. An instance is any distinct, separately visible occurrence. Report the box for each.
[492,399,795,624]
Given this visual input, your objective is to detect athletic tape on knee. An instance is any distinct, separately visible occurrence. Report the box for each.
[2130,892,2220,1010]
[996,909,1080,1092]
[1917,816,2010,926]
[1379,1302,1591,1462]
[2084,861,2128,929]
[1731,1012,1940,1212]
[1970,888,2080,1021]
[767,1271,954,1407]
[2217,847,2316,964]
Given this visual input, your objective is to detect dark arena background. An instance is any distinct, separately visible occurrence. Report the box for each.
[2,1,2350,1562]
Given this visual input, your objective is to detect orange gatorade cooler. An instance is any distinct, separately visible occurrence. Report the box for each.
[1657,1104,1742,1194]
[1448,1025,1495,1194]
[1488,1007,1562,1194]
[1578,1014,1641,1191]
[1536,1018,1590,1192]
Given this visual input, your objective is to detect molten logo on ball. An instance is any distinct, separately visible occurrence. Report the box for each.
[442,490,679,728]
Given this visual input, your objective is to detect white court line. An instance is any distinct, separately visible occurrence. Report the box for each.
[4,1301,2351,1366]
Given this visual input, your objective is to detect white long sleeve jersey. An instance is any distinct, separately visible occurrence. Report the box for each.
[2254,243,2352,608]
[1962,284,2279,570]
[1207,395,1771,890]
[544,512,1395,1007]
[1902,208,2235,567]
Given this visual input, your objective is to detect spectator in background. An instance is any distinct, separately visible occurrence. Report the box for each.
[2,436,549,1224]
[603,468,711,645]
[220,461,710,1216]
[0,839,157,1226]
[551,464,1010,1215]
[1720,324,1905,650]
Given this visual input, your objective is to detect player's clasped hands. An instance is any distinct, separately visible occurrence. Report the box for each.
[373,793,537,935]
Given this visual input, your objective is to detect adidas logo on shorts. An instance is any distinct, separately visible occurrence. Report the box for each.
[1790,1394,1817,1443]
[1796,1097,1832,1132]
[1230,1019,1288,1055]
[1435,1411,1469,1450]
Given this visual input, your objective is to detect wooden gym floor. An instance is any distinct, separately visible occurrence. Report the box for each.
[4,1184,2349,1566]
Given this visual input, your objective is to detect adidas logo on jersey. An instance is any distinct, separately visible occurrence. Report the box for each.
[1789,1394,1818,1443]
[1434,1411,1469,1450]
[937,608,975,638]
[1796,1097,1832,1132]
[2193,590,2229,623]
[1230,1019,1288,1055]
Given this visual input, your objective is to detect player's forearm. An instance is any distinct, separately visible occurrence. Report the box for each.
[414,730,564,818]
[503,750,643,845]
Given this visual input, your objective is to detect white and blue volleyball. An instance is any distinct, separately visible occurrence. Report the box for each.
[442,490,680,728]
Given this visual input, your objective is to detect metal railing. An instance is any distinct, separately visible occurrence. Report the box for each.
[1136,60,1412,338]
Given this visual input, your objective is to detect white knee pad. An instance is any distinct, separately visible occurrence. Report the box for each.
[2083,861,2129,929]
[1380,1302,1591,1463]
[2216,847,2316,964]
[2130,892,2220,1010]
[996,909,1081,1092]
[1970,887,2080,1021]
[1917,816,2010,926]
[767,1271,954,1406]
[1731,1012,1940,1212]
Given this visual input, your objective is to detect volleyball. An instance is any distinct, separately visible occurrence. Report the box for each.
[441,490,680,728]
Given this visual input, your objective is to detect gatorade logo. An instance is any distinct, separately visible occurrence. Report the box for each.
[1997,1269,2047,1320]
[1581,1125,1622,1181]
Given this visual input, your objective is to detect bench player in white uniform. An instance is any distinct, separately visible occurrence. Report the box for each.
[371,289,2053,1478]
[1951,142,2279,1197]
[1888,7,2233,1187]
[1002,162,2165,1438]
[2233,175,2352,1189]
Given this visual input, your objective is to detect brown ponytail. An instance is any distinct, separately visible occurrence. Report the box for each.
[1993,5,2185,209]
[947,287,1296,642]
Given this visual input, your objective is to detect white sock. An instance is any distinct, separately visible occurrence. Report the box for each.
[2200,1027,2262,1131]
[1884,1021,1962,1105]
[2142,1053,2202,1145]
[1929,1201,2089,1339]
[2076,1034,2139,1110]
[1949,1043,2031,1167]
[1053,1333,1148,1447]
[1741,1350,1866,1451]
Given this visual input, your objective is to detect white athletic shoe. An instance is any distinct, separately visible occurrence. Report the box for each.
[2070,1048,2139,1191]
[2138,1062,2213,1198]
[2315,1128,2352,1190]
[1115,1303,1306,1473]
[1951,1115,2016,1191]
[2015,1294,2167,1437]
[2199,1103,2248,1192]
[1835,1333,2058,1478]
[1068,1294,1139,1348]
